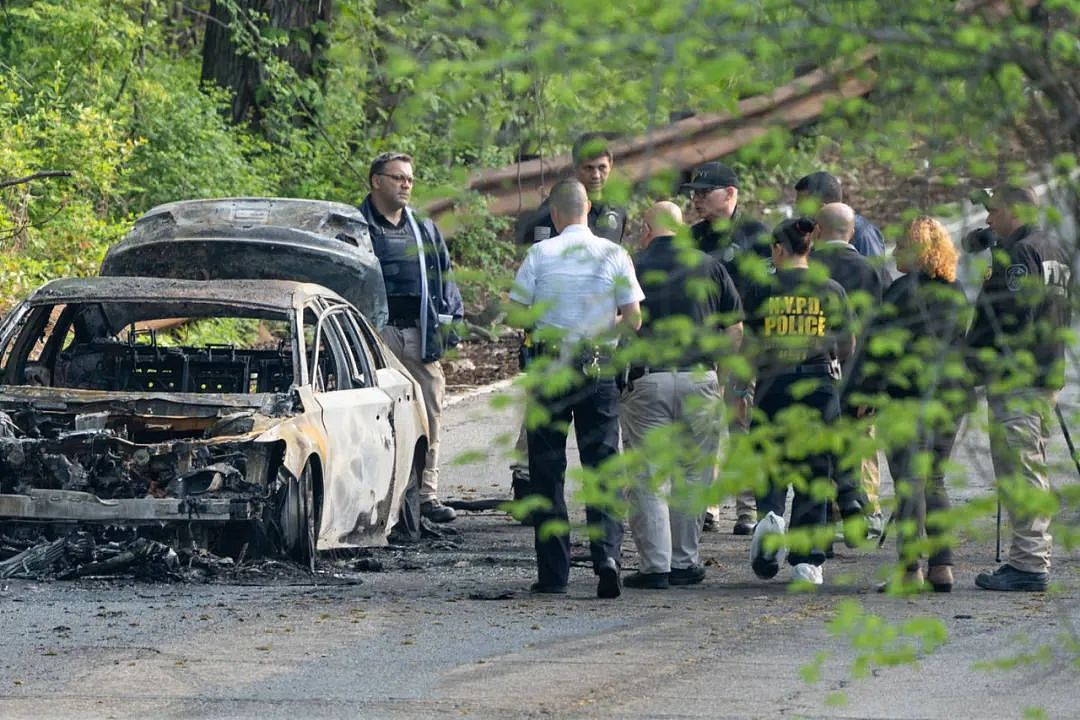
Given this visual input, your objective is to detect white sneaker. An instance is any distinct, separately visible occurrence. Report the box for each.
[791,562,824,585]
[750,511,786,579]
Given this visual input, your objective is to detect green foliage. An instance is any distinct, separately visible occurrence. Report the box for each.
[121,66,281,212]
[827,599,949,677]
[157,317,278,349]
[1,2,1079,714]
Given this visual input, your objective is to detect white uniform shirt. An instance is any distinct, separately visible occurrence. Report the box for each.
[511,223,644,346]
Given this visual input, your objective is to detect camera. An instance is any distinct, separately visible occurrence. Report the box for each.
[963,226,997,252]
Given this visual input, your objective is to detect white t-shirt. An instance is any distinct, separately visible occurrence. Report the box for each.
[510,224,644,346]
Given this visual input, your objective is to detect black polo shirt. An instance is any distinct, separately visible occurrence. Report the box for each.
[690,210,770,297]
[632,235,743,366]
[741,268,852,377]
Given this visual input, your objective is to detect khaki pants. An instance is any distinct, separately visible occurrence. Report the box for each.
[862,425,881,513]
[620,371,724,573]
[380,326,445,502]
[988,389,1056,574]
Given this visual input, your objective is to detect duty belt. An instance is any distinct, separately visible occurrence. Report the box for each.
[532,342,613,376]
[628,364,712,381]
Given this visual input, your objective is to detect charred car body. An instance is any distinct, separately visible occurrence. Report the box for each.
[0,199,428,568]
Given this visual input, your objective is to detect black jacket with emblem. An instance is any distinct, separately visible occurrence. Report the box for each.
[966,224,1071,389]
[359,195,465,363]
[516,197,627,244]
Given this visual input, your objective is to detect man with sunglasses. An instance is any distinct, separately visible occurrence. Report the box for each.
[682,162,770,537]
[359,151,464,523]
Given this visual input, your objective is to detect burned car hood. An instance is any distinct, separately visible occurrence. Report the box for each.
[100,198,388,327]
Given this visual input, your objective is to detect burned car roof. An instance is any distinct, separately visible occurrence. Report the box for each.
[99,198,388,327]
[28,276,338,312]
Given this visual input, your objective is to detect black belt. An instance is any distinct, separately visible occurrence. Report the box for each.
[533,343,611,362]
[765,363,833,377]
[387,316,419,329]
[632,364,712,376]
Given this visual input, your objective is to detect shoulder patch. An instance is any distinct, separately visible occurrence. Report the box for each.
[533,226,552,243]
[1006,264,1029,291]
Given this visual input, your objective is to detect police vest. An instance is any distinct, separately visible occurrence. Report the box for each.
[372,220,423,297]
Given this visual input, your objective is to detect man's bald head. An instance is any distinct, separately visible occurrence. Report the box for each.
[548,178,590,232]
[814,202,856,244]
[641,201,683,246]
[643,201,678,232]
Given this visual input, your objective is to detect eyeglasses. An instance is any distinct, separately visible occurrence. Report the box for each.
[376,172,415,186]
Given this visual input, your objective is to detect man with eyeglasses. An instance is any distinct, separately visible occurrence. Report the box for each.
[682,161,769,537]
[359,151,464,523]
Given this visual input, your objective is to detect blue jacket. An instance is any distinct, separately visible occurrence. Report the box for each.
[853,214,886,257]
[360,195,464,362]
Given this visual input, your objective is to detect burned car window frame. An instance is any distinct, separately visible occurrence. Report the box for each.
[0,298,304,397]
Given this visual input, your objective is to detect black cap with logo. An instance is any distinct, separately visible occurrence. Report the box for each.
[681,161,740,192]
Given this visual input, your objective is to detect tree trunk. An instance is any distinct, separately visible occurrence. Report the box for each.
[200,0,333,127]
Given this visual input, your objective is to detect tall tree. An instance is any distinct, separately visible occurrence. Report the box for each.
[201,0,334,128]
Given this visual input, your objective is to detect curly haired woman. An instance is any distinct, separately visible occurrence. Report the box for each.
[855,216,972,592]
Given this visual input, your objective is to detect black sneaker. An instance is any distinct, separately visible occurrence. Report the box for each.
[529,581,568,594]
[732,514,756,536]
[510,466,531,501]
[597,558,622,599]
[420,499,457,523]
[975,564,1049,592]
[702,514,719,532]
[623,571,670,589]
[669,564,706,586]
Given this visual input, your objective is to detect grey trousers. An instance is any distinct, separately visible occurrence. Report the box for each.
[620,370,724,573]
[380,326,445,502]
[987,389,1057,574]
[728,379,756,520]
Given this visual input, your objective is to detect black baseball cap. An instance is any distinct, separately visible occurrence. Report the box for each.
[681,162,739,192]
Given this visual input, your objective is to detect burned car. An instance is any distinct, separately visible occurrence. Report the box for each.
[0,199,429,569]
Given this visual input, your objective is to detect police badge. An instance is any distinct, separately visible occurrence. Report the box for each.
[533,226,552,242]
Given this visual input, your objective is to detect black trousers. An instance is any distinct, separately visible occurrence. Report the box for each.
[753,373,839,566]
[527,375,622,587]
[887,421,958,570]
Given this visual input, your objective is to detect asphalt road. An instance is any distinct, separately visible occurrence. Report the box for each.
[1,378,1079,719]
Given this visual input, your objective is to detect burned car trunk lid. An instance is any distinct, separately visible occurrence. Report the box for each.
[99,198,389,328]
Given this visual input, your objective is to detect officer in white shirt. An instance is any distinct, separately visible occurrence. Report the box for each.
[510,178,644,599]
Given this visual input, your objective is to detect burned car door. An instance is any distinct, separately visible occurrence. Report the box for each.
[339,307,424,529]
[304,301,397,548]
